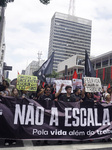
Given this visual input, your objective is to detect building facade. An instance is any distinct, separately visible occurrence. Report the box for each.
[48,12,92,71]
[57,51,112,86]
[91,51,112,86]
[0,7,5,76]
[57,54,84,79]
[25,60,45,76]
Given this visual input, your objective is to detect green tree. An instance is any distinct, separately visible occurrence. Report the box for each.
[0,0,14,7]
[0,0,50,7]
[5,78,11,84]
[47,70,59,78]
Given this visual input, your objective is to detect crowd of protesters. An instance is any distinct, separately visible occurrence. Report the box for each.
[0,78,112,145]
[0,79,112,105]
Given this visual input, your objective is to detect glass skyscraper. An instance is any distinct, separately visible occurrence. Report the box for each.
[48,12,92,71]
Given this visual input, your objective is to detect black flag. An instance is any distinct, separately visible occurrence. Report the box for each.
[33,52,54,82]
[84,50,96,77]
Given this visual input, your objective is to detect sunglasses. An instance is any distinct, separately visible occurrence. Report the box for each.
[46,89,51,91]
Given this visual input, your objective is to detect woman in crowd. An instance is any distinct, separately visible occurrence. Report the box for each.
[73,87,83,102]
[11,87,19,97]
[1,80,10,96]
[104,93,112,104]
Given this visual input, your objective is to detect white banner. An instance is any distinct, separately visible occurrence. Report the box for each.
[84,77,102,93]
[46,78,55,84]
[54,80,73,93]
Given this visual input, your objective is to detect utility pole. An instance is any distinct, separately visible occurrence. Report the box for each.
[68,0,75,16]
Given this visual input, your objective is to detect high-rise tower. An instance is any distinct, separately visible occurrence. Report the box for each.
[0,7,5,75]
[48,12,92,71]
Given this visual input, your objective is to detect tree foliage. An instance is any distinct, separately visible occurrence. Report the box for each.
[39,0,50,4]
[46,70,59,78]
[0,0,14,7]
[0,0,50,7]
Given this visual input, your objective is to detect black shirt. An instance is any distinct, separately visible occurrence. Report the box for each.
[73,94,81,101]
[39,94,55,101]
[38,94,55,109]
[59,94,76,102]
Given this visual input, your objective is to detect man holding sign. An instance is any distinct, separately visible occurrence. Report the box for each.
[82,77,102,103]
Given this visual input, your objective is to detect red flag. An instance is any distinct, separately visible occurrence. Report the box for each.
[17,71,19,75]
[42,82,45,88]
[72,70,78,79]
[108,83,111,89]
[102,68,105,80]
[96,69,98,78]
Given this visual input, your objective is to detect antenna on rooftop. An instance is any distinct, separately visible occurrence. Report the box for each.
[37,51,42,67]
[68,0,75,16]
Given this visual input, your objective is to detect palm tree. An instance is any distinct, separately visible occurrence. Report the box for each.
[0,0,50,7]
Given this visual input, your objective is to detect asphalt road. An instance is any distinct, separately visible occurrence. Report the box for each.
[0,139,112,150]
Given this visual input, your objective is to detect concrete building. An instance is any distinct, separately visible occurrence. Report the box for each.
[0,7,5,75]
[21,70,25,75]
[48,12,92,71]
[57,54,84,79]
[91,51,112,86]
[25,60,45,76]
[57,51,112,86]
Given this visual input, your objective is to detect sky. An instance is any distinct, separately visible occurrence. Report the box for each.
[4,0,112,80]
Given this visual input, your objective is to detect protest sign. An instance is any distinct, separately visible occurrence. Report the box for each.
[0,95,112,141]
[72,79,83,90]
[84,77,102,93]
[16,75,37,91]
[54,80,73,93]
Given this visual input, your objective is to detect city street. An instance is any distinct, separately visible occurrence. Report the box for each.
[0,140,112,150]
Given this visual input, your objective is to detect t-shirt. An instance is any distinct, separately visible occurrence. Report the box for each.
[73,94,81,102]
[83,96,94,102]
[59,94,76,102]
[39,94,55,101]
[38,94,55,109]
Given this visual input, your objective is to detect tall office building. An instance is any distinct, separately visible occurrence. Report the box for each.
[0,7,5,76]
[48,12,92,71]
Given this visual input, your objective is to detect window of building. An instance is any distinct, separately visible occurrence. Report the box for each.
[78,69,83,73]
[71,70,73,75]
[110,58,112,65]
[102,59,108,67]
[96,62,101,69]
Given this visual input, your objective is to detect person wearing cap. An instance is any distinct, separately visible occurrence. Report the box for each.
[105,93,112,104]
